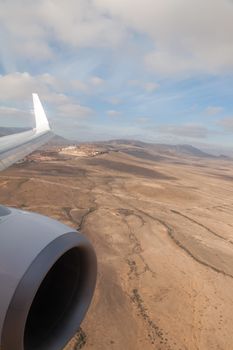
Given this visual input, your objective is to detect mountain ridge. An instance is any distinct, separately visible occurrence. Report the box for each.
[0,129,231,159]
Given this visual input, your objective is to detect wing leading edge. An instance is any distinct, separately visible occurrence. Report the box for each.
[0,94,53,171]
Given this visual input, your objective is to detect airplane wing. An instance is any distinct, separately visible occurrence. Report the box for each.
[0,94,97,350]
[0,94,53,171]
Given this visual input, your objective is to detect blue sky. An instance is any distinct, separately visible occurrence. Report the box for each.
[0,0,233,150]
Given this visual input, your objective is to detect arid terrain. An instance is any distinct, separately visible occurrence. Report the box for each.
[1,140,233,350]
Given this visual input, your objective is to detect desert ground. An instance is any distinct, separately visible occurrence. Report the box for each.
[0,141,233,350]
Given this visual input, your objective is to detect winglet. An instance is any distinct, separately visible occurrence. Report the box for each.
[32,93,50,133]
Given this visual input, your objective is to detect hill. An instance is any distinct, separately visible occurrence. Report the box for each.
[95,139,218,159]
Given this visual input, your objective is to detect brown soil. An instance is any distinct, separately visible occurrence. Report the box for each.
[1,147,233,350]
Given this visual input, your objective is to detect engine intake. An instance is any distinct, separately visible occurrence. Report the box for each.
[0,207,97,350]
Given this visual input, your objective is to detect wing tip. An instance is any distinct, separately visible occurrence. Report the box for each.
[32,93,51,132]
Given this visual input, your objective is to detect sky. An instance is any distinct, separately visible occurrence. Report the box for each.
[0,0,233,150]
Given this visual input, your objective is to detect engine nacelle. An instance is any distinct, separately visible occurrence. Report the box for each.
[0,206,97,350]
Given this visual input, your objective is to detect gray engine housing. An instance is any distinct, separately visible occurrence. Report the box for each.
[0,206,97,350]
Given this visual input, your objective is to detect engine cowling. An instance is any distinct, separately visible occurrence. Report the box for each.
[0,206,97,350]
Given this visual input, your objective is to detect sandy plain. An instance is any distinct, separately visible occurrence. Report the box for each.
[0,142,233,350]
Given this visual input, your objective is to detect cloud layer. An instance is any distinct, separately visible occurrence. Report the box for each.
[1,0,233,75]
[0,1,233,144]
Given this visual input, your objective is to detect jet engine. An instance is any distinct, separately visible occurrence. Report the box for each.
[0,205,97,350]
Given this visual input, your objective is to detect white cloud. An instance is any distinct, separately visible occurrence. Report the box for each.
[0,1,233,143]
[0,72,94,123]
[107,97,122,105]
[158,123,208,139]
[218,117,233,132]
[0,0,233,76]
[94,0,233,76]
[0,105,32,127]
[107,110,121,117]
[145,51,203,76]
[0,72,38,101]
[136,117,150,124]
[0,0,128,69]
[143,82,160,92]
[90,76,105,87]
[128,80,160,92]
[204,106,223,116]
[56,103,93,118]
[0,72,68,102]
[0,106,26,116]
